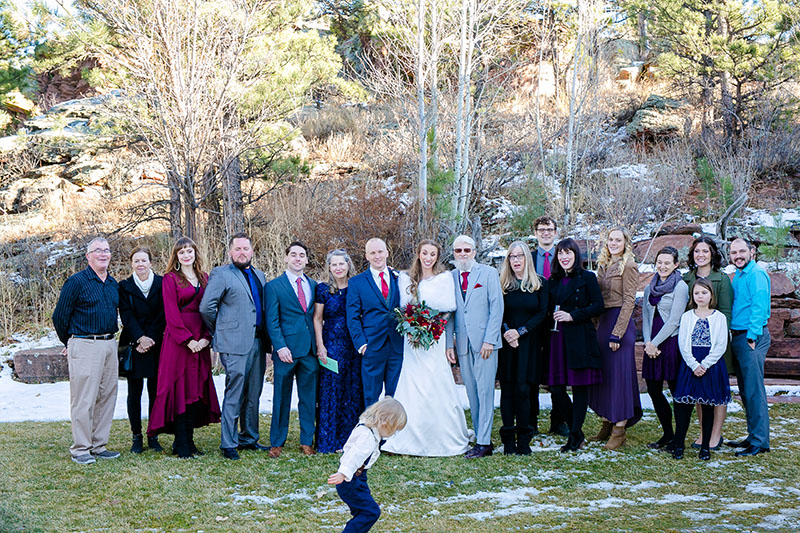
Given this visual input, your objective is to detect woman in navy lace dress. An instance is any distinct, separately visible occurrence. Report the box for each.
[313,249,364,453]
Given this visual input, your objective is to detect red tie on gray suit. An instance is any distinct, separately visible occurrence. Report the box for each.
[296,277,307,312]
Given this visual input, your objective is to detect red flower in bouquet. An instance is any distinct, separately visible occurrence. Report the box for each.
[393,301,448,350]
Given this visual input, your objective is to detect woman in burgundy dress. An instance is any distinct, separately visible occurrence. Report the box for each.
[148,237,221,458]
[547,238,605,452]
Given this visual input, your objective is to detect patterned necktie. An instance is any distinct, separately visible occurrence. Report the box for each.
[296,277,307,312]
[379,271,389,299]
[543,252,551,280]
[461,271,469,292]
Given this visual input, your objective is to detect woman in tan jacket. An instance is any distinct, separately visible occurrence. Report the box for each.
[588,228,643,449]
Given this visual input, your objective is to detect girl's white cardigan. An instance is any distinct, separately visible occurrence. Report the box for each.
[677,309,729,372]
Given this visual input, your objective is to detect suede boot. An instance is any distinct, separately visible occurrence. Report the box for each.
[590,420,613,442]
[604,426,627,450]
[130,434,144,454]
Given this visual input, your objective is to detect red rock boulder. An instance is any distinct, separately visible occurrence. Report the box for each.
[633,235,696,263]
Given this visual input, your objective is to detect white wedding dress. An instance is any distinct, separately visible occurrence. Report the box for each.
[382,271,472,456]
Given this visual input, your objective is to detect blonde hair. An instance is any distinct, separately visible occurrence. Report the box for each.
[359,397,407,434]
[597,227,636,274]
[407,239,447,297]
[500,241,542,294]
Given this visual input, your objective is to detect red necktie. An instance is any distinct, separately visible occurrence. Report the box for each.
[379,271,389,299]
[543,252,551,280]
[461,271,469,291]
[296,278,307,312]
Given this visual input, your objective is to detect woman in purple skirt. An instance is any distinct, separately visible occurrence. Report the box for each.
[642,246,689,450]
[671,278,730,461]
[547,238,605,452]
[589,227,643,450]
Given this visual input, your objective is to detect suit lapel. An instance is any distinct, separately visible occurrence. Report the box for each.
[464,268,477,305]
[365,270,389,309]
[231,264,254,305]
[278,273,304,313]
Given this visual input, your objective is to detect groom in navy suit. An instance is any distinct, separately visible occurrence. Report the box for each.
[346,238,404,407]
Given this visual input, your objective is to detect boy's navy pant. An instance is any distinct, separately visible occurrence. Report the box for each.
[337,471,380,532]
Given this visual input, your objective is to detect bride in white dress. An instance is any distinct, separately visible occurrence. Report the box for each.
[382,240,472,456]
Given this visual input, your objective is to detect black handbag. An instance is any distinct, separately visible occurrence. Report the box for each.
[118,291,135,377]
[118,343,134,377]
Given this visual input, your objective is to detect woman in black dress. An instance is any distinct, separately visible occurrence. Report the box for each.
[119,246,166,453]
[546,238,605,452]
[498,241,548,455]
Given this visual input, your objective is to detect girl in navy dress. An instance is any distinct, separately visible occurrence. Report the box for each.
[671,278,731,460]
[313,249,364,453]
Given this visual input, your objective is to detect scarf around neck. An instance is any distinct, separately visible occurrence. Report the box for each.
[648,269,680,305]
[133,268,155,298]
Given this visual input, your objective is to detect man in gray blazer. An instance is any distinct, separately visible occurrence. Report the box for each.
[200,233,269,460]
[265,241,318,458]
[446,235,504,458]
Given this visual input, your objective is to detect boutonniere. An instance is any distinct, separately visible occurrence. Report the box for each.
[391,269,399,278]
[474,282,483,289]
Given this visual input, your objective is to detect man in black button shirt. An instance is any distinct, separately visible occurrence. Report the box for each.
[52,237,121,464]
[200,232,270,459]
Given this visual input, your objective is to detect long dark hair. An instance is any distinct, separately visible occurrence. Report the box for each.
[550,238,584,281]
[164,237,207,288]
[687,236,722,271]
[689,277,717,310]
[407,239,447,296]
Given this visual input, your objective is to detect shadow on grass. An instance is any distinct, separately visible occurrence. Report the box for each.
[0,499,41,533]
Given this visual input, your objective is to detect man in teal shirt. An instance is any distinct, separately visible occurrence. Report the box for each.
[728,237,771,457]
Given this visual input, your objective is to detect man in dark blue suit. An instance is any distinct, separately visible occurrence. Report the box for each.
[265,241,318,457]
[346,238,404,407]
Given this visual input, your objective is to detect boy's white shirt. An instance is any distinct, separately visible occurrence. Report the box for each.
[678,309,729,371]
[337,424,382,482]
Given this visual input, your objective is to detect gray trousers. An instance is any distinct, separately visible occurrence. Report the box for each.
[458,346,498,445]
[732,330,771,448]
[219,338,266,449]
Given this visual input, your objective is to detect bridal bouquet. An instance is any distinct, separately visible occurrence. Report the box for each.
[394,302,447,350]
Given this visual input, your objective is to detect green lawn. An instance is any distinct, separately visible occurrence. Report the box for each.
[1,404,799,532]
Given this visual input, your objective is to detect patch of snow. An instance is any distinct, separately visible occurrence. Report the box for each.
[638,494,712,505]
[726,502,769,511]
[745,480,783,498]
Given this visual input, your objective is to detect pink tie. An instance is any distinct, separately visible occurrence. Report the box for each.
[379,272,389,299]
[296,278,307,312]
[461,271,469,292]
[543,252,551,280]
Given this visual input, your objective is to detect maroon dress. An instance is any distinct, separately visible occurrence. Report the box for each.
[148,272,220,436]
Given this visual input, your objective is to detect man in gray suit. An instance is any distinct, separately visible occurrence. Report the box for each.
[446,235,504,458]
[265,241,318,458]
[200,232,269,460]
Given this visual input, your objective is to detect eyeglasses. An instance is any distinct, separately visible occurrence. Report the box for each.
[453,248,473,254]
[89,248,111,255]
[508,254,525,260]
[536,227,555,234]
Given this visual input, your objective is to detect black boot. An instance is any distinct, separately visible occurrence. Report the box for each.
[148,436,163,452]
[516,426,534,455]
[186,403,203,456]
[500,426,517,455]
[131,434,144,454]
[172,413,192,459]
[560,431,585,453]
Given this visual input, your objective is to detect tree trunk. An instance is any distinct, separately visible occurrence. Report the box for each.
[168,169,183,238]
[416,0,428,211]
[452,0,469,217]
[223,156,245,238]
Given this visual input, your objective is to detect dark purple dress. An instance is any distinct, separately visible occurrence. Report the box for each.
[588,307,642,426]
[641,304,680,382]
[315,283,364,453]
[547,279,602,386]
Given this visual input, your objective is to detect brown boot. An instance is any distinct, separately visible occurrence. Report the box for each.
[590,421,613,442]
[604,426,627,450]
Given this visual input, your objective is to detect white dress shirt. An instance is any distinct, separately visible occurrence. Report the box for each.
[369,266,391,295]
[337,424,382,482]
[285,270,312,308]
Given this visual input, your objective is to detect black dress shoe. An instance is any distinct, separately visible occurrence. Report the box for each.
[672,447,684,460]
[148,436,164,452]
[648,434,673,449]
[698,447,711,461]
[726,439,750,448]
[465,444,493,458]
[735,445,770,457]
[222,447,240,460]
[131,434,144,454]
[238,442,270,451]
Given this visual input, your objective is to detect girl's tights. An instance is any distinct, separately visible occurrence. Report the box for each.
[673,402,714,449]
[646,379,676,440]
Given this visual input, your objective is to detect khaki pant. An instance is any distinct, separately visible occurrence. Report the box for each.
[67,337,118,457]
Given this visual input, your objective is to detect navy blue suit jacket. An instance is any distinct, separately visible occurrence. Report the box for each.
[345,268,403,355]
[265,273,317,360]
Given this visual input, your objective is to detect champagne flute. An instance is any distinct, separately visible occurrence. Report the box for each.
[551,305,561,332]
